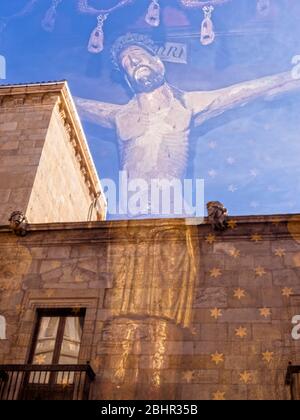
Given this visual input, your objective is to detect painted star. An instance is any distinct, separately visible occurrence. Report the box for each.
[240,371,252,384]
[228,220,237,230]
[255,267,267,277]
[234,288,246,300]
[15,304,25,316]
[206,234,216,245]
[208,141,217,149]
[69,343,77,352]
[274,248,286,258]
[229,248,240,258]
[210,308,223,320]
[183,371,194,383]
[259,308,271,318]
[251,234,263,243]
[250,169,258,177]
[34,354,46,365]
[210,268,222,279]
[228,184,238,193]
[227,157,236,165]
[282,287,293,298]
[262,351,274,363]
[191,327,198,336]
[45,290,55,298]
[71,307,81,315]
[208,169,217,178]
[250,201,259,209]
[93,358,102,371]
[212,391,226,401]
[235,327,247,338]
[61,378,71,389]
[211,352,224,365]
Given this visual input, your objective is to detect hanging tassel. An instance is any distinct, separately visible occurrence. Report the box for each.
[0,18,7,33]
[200,6,215,46]
[88,14,108,54]
[42,0,62,32]
[257,0,271,17]
[145,0,160,27]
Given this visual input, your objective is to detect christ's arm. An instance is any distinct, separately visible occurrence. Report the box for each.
[184,71,300,126]
[74,97,122,129]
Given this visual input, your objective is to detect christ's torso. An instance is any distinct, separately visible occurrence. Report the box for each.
[115,86,193,183]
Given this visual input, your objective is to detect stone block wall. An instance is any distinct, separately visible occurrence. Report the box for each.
[0,216,300,400]
[0,90,54,225]
[0,83,106,225]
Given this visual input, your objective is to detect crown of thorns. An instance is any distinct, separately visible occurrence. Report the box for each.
[111,33,157,71]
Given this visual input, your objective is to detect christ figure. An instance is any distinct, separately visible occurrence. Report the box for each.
[76,33,300,197]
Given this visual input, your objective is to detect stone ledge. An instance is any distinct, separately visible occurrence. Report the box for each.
[0,213,299,245]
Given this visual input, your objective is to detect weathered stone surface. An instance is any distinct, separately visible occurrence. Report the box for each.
[0,82,105,225]
[0,83,299,400]
[194,287,227,308]
[0,215,299,401]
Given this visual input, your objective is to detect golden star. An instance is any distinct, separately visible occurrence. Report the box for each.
[206,234,216,245]
[61,378,71,388]
[69,343,77,352]
[262,351,274,363]
[251,234,263,243]
[45,290,55,298]
[15,304,25,316]
[233,288,246,300]
[211,352,224,365]
[228,220,237,230]
[210,308,223,320]
[235,326,247,338]
[212,391,226,401]
[260,308,271,318]
[191,327,198,336]
[282,287,293,298]
[34,354,46,365]
[71,307,81,315]
[229,248,240,258]
[93,358,102,371]
[239,371,252,384]
[183,370,194,383]
[255,266,267,277]
[209,268,222,279]
[274,248,286,258]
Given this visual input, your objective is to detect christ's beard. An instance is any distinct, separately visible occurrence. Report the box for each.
[129,65,165,93]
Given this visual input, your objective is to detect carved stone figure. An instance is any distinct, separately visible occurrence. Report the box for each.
[8,211,28,237]
[207,201,228,231]
[76,33,300,195]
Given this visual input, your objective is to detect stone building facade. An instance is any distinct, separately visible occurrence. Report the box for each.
[0,82,106,224]
[0,83,300,401]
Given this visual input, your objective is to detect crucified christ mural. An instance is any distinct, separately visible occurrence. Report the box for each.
[75,33,300,192]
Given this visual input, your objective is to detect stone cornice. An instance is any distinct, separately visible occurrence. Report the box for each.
[0,214,299,245]
[57,83,107,219]
[0,81,107,221]
[0,82,65,107]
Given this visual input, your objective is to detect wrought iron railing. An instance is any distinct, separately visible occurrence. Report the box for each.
[0,364,95,400]
[285,363,300,400]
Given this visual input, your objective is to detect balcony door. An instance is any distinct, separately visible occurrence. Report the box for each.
[22,308,85,400]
